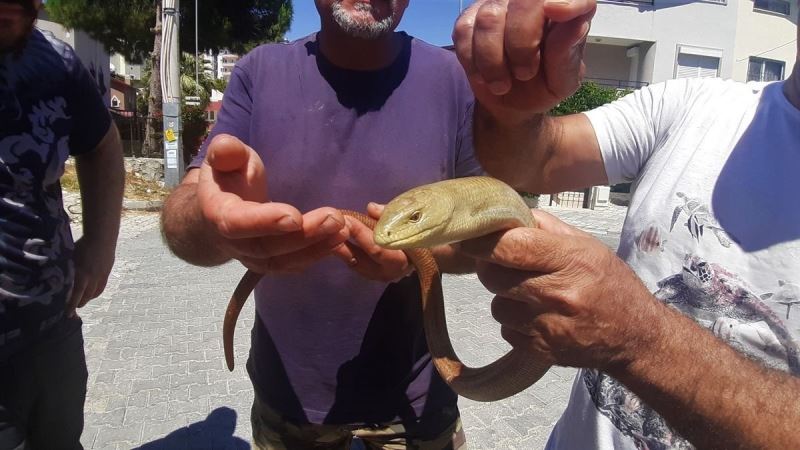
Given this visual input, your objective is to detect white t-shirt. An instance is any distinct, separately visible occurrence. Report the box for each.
[546,78,800,449]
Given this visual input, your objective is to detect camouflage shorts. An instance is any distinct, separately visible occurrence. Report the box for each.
[251,394,466,450]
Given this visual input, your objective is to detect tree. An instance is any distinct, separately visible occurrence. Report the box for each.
[136,52,217,162]
[46,0,292,156]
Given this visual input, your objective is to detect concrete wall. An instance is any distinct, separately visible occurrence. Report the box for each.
[584,43,633,81]
[732,0,798,81]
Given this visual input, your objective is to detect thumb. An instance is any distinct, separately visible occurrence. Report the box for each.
[542,11,593,100]
[206,134,252,173]
[459,226,575,273]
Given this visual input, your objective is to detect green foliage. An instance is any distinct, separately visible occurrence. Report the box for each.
[46,0,293,62]
[181,104,208,161]
[185,0,294,55]
[46,0,154,61]
[550,82,630,116]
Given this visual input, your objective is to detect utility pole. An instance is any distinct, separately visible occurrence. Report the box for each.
[161,0,184,188]
[195,0,199,87]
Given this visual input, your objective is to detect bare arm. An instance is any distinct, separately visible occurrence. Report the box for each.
[161,169,231,266]
[160,134,349,274]
[473,105,606,193]
[68,123,125,313]
[610,302,800,450]
[462,210,800,450]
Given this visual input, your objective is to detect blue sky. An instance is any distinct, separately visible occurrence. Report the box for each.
[285,1,476,47]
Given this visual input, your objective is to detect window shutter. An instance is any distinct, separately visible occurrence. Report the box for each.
[676,53,720,79]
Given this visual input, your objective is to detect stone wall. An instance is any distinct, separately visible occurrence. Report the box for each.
[124,158,164,185]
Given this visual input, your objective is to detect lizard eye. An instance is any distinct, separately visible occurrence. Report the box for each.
[409,211,421,223]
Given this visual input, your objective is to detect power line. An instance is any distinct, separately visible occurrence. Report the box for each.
[736,39,797,61]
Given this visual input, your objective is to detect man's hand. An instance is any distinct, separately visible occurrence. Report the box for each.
[192,134,349,273]
[66,123,124,317]
[66,237,115,318]
[459,210,657,371]
[453,0,596,122]
[334,202,413,282]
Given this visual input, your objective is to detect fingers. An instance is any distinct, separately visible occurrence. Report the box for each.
[78,277,107,308]
[461,227,573,273]
[335,216,411,282]
[453,2,479,82]
[504,0,545,81]
[205,198,303,239]
[472,0,513,95]
[198,134,268,204]
[205,134,251,173]
[543,0,596,23]
[530,209,591,238]
[541,9,594,99]
[66,277,87,318]
[241,233,349,273]
[230,208,349,259]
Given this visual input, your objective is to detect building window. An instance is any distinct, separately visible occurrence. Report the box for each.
[676,53,720,79]
[206,110,217,122]
[111,95,120,108]
[747,57,785,82]
[754,0,791,15]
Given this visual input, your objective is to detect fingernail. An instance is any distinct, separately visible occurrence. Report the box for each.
[320,215,344,234]
[489,81,511,96]
[277,216,300,232]
[545,0,572,6]
[514,67,536,81]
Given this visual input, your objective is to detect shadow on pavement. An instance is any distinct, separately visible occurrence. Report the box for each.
[135,407,249,450]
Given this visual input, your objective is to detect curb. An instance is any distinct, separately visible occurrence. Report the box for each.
[123,199,163,212]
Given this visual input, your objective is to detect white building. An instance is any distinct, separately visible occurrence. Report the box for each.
[201,49,217,80]
[110,53,143,82]
[36,8,111,104]
[216,50,239,81]
[584,0,797,88]
[733,0,797,82]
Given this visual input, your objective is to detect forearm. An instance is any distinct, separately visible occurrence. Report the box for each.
[609,300,800,449]
[473,104,607,194]
[74,125,124,252]
[160,175,231,267]
[473,104,554,192]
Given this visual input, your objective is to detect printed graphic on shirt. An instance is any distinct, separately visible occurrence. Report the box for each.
[1,41,76,347]
[635,223,668,253]
[0,97,74,295]
[669,192,732,248]
[584,255,800,449]
[761,280,800,321]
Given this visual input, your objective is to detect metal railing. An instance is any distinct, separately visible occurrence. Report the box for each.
[584,78,649,90]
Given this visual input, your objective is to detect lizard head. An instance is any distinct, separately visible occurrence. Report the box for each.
[373,185,455,249]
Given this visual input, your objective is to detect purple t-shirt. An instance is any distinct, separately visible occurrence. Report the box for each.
[192,32,482,425]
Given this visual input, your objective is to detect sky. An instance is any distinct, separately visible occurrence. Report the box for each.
[285,0,477,47]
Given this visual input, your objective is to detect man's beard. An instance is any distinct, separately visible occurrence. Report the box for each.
[331,1,396,40]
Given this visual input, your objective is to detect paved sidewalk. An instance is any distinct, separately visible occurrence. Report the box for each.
[66,191,626,449]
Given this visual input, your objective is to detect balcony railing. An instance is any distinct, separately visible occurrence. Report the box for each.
[600,0,654,4]
[584,78,649,90]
